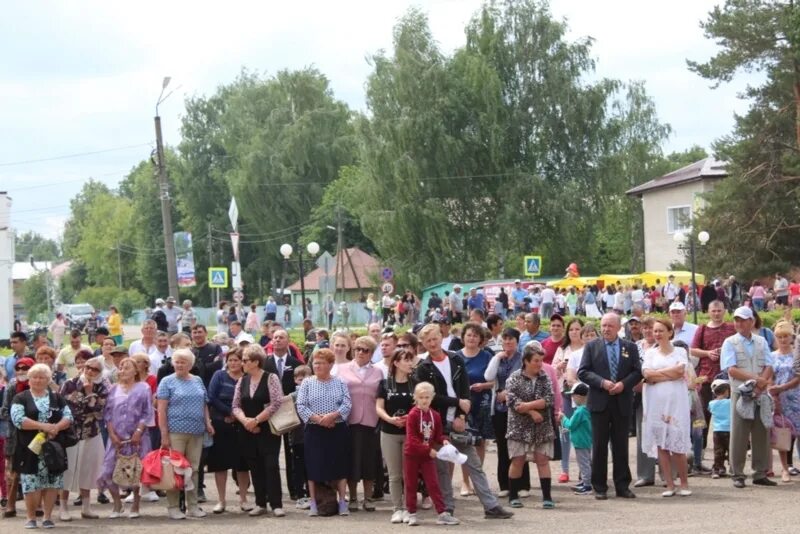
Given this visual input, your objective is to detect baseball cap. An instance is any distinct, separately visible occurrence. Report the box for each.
[155,298,165,305]
[711,378,729,393]
[237,334,255,345]
[15,357,35,370]
[514,279,521,284]
[567,383,589,396]
[733,306,754,320]
[668,301,686,312]
[110,346,128,356]
[627,315,641,323]
[166,296,177,303]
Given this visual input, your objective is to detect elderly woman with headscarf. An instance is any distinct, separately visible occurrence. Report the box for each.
[0,357,35,519]
[11,363,74,529]
[58,353,109,521]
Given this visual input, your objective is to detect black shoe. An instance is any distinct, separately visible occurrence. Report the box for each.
[73,497,82,506]
[595,493,608,500]
[2,509,16,518]
[97,492,110,505]
[156,490,166,497]
[694,464,713,475]
[733,478,746,488]
[0,498,7,508]
[484,506,514,519]
[616,490,636,499]
[753,478,778,487]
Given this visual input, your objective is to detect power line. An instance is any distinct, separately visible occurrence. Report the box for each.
[0,143,153,168]
[8,169,133,192]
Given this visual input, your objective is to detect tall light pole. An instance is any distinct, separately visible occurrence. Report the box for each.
[674,230,710,323]
[154,76,179,300]
[280,241,320,321]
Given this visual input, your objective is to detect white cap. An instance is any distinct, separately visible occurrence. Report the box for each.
[668,301,686,311]
[733,306,754,320]
[237,333,255,345]
[514,279,521,284]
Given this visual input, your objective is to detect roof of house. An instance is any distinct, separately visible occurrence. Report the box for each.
[286,247,380,292]
[12,261,52,281]
[626,157,728,196]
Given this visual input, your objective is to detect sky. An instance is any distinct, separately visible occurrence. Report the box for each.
[1,0,755,241]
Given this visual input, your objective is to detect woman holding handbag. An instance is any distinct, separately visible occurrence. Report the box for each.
[97,357,153,518]
[58,353,108,521]
[232,344,284,517]
[768,320,800,482]
[207,348,252,513]
[10,363,74,529]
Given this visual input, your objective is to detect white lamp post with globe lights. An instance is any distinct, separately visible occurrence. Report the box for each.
[280,241,320,321]
[673,230,710,323]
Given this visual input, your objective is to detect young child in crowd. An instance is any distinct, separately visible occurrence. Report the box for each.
[561,383,592,495]
[708,379,731,479]
[403,382,458,527]
[290,365,312,509]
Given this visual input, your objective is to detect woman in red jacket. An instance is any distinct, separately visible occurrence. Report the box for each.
[403,382,459,527]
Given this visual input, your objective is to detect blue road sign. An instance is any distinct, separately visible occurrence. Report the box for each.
[523,256,542,277]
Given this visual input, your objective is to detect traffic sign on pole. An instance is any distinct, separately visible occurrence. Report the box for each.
[208,267,229,288]
[381,267,394,281]
[523,255,543,277]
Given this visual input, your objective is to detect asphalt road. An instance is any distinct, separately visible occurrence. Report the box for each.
[1,438,796,533]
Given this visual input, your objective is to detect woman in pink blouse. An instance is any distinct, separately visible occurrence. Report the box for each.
[337,336,383,512]
[232,344,284,517]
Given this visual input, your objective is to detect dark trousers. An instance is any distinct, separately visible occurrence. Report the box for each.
[246,432,283,509]
[491,412,530,491]
[591,401,632,494]
[291,443,308,499]
[713,431,730,472]
[198,447,209,493]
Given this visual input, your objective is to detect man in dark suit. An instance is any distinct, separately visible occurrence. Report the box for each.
[263,328,303,500]
[578,313,642,500]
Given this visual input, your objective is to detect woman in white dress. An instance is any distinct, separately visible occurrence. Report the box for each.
[641,318,692,497]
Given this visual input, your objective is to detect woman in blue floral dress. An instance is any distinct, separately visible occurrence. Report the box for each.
[11,363,74,529]
[768,320,800,482]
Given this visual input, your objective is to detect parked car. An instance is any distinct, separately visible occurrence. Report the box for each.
[56,303,96,330]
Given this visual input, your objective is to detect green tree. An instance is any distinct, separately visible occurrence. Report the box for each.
[14,231,61,262]
[21,273,49,320]
[689,0,800,278]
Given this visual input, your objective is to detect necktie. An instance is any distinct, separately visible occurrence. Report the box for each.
[277,357,284,379]
[608,342,618,382]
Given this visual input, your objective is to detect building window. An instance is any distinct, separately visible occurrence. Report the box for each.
[667,205,691,233]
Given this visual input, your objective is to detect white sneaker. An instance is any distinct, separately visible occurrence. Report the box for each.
[436,512,460,526]
[273,508,285,517]
[187,507,207,518]
[295,498,310,510]
[110,507,125,519]
[167,507,185,520]
[497,490,509,498]
[248,506,268,517]
[518,490,530,498]
[123,493,135,504]
[391,510,404,523]
[240,502,255,512]
[407,513,419,526]
[142,491,160,502]
[402,510,411,523]
[212,502,226,514]
[59,510,71,522]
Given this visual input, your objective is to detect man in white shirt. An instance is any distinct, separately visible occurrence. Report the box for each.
[662,275,679,302]
[229,320,250,345]
[129,319,159,372]
[669,302,698,348]
[163,296,181,334]
[368,322,383,363]
[449,285,464,323]
[540,287,556,319]
[148,331,172,375]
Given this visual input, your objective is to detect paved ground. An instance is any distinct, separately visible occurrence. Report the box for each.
[1,439,796,533]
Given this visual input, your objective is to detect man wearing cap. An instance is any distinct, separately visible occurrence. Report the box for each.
[163,297,181,335]
[668,302,698,347]
[720,306,777,488]
[578,313,642,500]
[511,281,527,315]
[56,329,92,379]
[449,285,464,324]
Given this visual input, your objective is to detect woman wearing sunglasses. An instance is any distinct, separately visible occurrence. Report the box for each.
[58,352,109,521]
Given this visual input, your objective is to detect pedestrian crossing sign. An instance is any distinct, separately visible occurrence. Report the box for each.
[523,256,542,277]
[208,267,229,288]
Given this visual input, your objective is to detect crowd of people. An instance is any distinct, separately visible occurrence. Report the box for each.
[1,287,799,528]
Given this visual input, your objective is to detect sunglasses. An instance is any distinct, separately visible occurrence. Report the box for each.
[354,347,371,353]
[84,366,102,373]
[15,366,30,372]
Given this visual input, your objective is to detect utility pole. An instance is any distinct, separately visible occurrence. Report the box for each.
[154,77,179,300]
[207,222,214,307]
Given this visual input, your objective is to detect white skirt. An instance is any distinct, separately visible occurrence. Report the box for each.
[63,434,105,492]
[585,303,602,318]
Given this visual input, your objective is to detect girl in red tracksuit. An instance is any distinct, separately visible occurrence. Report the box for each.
[403,382,459,526]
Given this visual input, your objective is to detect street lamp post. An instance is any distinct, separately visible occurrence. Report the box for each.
[280,241,320,321]
[154,76,180,301]
[674,230,710,323]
